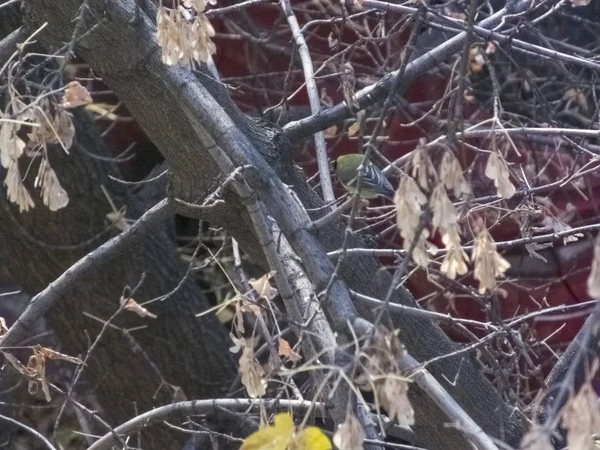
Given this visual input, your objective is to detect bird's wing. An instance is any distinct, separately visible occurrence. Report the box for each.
[350,164,394,197]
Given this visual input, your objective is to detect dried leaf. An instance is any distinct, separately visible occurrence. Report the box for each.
[239,343,267,398]
[410,140,436,191]
[485,151,515,199]
[156,6,216,68]
[28,103,75,152]
[61,81,93,108]
[438,151,471,199]
[278,338,301,363]
[4,160,34,213]
[0,119,26,168]
[35,157,69,211]
[333,412,365,450]
[440,228,469,280]
[431,183,458,232]
[121,297,158,319]
[33,345,83,365]
[472,225,511,293]
[379,376,414,426]
[562,382,600,450]
[249,272,278,301]
[394,174,426,240]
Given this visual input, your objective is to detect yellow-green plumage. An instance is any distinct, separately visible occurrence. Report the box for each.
[334,154,395,199]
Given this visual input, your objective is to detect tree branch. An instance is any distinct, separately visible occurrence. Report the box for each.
[0,199,172,350]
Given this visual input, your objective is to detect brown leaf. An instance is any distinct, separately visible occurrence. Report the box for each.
[34,345,83,365]
[121,297,158,319]
[278,338,301,362]
[239,342,266,398]
[249,272,278,301]
[61,81,93,109]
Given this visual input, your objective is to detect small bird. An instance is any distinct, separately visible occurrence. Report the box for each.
[333,154,395,200]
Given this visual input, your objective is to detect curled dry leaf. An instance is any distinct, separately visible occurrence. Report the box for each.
[2,345,82,402]
[333,412,365,450]
[485,151,515,199]
[239,342,267,398]
[61,81,93,109]
[249,272,278,301]
[278,338,301,362]
[588,233,600,298]
[121,297,158,319]
[472,225,510,293]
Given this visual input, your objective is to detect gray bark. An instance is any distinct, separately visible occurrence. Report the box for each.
[0,0,531,448]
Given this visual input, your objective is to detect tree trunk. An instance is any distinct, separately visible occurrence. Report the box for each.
[0,109,237,448]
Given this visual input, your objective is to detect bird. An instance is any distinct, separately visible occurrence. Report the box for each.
[333,154,395,200]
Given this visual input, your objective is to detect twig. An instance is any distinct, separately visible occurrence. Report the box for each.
[280,0,335,203]
[52,276,147,442]
[0,199,172,350]
[283,9,508,141]
[87,398,321,450]
[353,318,499,450]
[538,303,600,433]
[0,413,57,450]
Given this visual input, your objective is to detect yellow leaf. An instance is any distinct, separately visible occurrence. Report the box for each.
[292,426,332,450]
[241,413,294,450]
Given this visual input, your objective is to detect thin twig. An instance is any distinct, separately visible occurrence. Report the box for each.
[280,0,335,203]
[0,199,172,350]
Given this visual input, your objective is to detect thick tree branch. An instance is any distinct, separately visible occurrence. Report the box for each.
[87,399,320,450]
[283,8,507,142]
[20,1,529,447]
[0,199,172,349]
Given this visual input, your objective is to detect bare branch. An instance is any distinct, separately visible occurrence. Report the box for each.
[0,199,172,350]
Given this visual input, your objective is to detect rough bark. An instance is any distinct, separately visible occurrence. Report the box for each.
[8,0,530,448]
[0,109,237,448]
